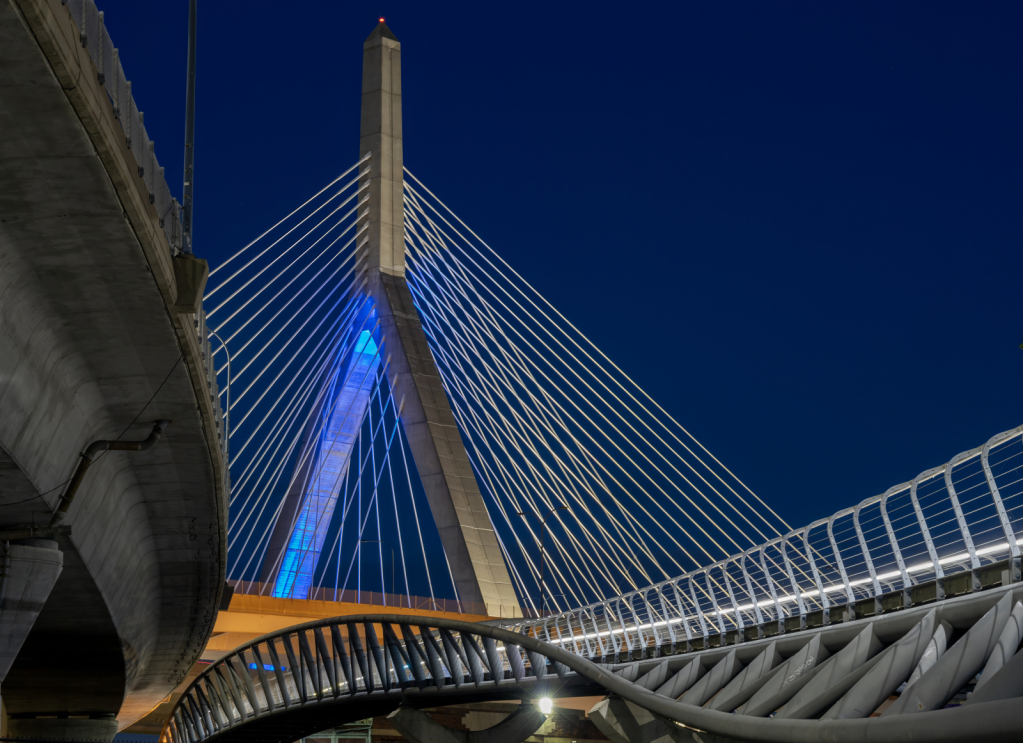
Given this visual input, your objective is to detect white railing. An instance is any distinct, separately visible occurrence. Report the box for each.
[514,425,1023,657]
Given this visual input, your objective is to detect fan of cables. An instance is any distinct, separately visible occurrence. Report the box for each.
[402,168,793,616]
[204,153,795,618]
[205,155,471,611]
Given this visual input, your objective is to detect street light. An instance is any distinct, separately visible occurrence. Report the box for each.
[517,505,568,618]
[360,539,395,604]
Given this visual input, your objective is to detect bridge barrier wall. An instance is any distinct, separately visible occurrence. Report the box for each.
[64,0,183,255]
[513,426,1023,659]
[56,0,229,468]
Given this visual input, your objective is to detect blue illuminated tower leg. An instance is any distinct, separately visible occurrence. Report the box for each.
[260,323,381,596]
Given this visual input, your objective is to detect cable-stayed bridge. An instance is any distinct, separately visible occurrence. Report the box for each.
[168,20,1023,743]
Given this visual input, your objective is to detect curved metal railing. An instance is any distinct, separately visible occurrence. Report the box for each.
[162,614,588,743]
[512,426,1023,659]
[166,591,1023,743]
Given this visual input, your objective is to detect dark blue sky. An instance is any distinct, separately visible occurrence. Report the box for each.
[99,1,1022,530]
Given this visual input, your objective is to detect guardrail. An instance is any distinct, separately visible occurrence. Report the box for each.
[514,426,1023,659]
[63,0,184,257]
[60,0,229,468]
[163,596,1023,743]
[226,579,524,618]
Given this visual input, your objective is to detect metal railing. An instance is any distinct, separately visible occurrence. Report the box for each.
[62,0,183,256]
[513,426,1023,657]
[163,615,576,743]
[226,579,523,618]
[163,595,1023,743]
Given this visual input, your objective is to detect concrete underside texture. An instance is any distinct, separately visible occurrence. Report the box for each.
[359,23,519,617]
[0,0,227,733]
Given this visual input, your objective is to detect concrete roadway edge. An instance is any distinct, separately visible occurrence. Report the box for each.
[9,0,229,725]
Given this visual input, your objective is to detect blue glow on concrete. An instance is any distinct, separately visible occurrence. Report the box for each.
[354,330,378,355]
[272,330,381,598]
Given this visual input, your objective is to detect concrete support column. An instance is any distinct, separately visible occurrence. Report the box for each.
[0,540,62,685]
[6,716,118,743]
[0,539,117,742]
[386,705,547,743]
[588,697,736,743]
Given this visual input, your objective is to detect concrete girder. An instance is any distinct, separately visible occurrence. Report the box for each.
[0,0,227,732]
[385,704,547,743]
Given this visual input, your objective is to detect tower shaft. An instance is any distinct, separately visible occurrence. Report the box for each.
[359,23,520,616]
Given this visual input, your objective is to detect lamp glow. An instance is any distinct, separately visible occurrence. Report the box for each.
[539,697,553,714]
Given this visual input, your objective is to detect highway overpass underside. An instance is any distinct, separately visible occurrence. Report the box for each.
[0,0,227,738]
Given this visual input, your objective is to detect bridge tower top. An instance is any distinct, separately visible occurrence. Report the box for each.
[360,21,405,277]
[354,22,521,617]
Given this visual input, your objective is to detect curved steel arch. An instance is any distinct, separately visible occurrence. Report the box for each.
[168,585,1023,743]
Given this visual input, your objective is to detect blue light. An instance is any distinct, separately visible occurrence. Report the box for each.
[248,663,286,671]
[354,329,378,355]
[272,326,382,598]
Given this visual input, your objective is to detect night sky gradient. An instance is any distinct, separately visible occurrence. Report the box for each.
[97,1,1022,541]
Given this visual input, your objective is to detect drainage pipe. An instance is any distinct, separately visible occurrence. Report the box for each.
[49,420,171,527]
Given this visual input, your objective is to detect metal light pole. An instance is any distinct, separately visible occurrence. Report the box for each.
[181,0,197,254]
[360,539,395,604]
[518,505,567,618]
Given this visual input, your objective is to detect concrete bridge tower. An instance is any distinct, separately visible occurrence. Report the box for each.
[260,22,520,617]
[359,21,520,616]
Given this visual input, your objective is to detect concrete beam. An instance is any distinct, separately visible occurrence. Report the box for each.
[0,0,227,730]
[386,705,547,743]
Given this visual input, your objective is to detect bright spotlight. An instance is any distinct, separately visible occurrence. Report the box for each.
[539,697,553,714]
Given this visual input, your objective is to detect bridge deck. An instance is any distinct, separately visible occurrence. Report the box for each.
[0,0,226,728]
